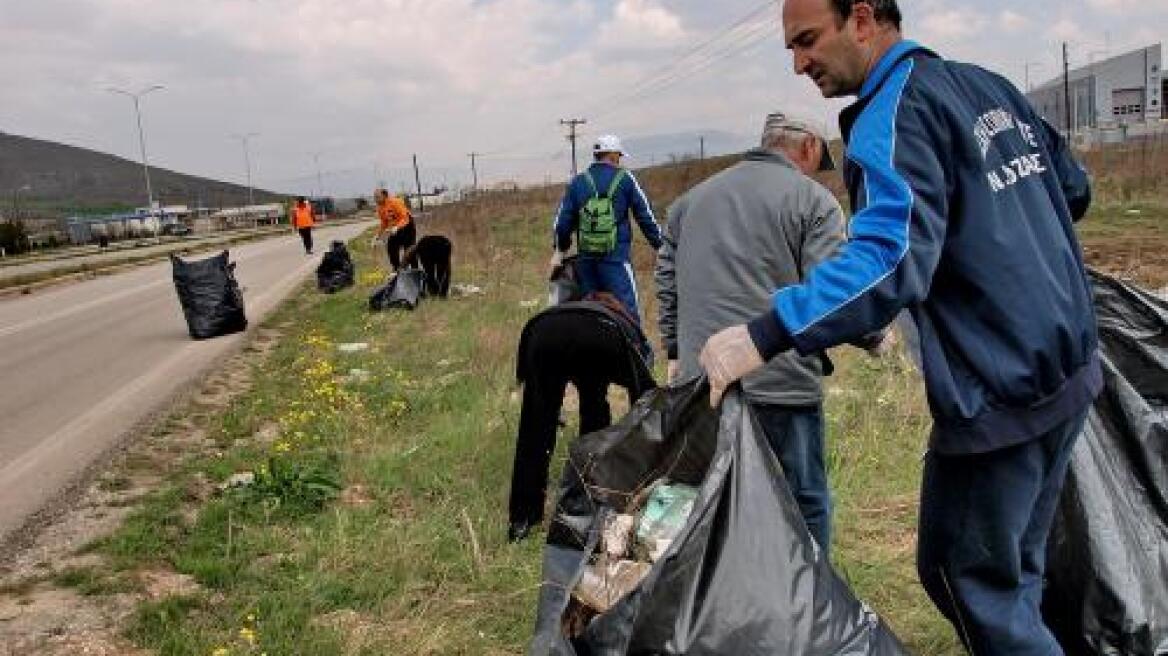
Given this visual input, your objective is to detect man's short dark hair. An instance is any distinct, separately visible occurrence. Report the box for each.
[830,0,902,30]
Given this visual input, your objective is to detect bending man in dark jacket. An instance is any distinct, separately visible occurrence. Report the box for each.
[701,2,1097,654]
[508,293,656,542]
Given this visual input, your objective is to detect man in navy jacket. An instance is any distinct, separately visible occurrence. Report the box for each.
[551,134,664,324]
[701,1,1098,653]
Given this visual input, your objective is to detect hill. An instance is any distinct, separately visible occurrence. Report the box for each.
[0,131,281,219]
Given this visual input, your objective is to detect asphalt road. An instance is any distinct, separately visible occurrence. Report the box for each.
[0,217,368,287]
[0,222,372,542]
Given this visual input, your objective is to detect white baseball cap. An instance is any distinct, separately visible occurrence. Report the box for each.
[593,134,628,157]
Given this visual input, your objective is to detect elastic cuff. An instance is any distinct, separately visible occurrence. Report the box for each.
[747,311,793,360]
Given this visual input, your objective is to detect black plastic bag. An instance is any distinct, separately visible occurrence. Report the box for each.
[368,269,426,311]
[530,379,907,655]
[1043,270,1168,655]
[317,240,355,294]
[549,255,581,306]
[171,250,248,339]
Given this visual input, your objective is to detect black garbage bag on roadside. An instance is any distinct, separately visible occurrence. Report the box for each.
[170,250,247,340]
[1043,270,1168,656]
[316,240,355,294]
[368,269,426,311]
[529,378,908,656]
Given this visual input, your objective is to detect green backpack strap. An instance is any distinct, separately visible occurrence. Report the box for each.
[582,171,600,199]
[604,169,627,199]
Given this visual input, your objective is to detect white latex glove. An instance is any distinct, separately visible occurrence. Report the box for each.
[699,325,764,407]
[667,360,680,384]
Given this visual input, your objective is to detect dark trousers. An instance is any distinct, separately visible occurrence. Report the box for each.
[751,404,832,558]
[917,408,1088,655]
[509,376,617,525]
[386,222,417,271]
[298,227,313,253]
[508,315,652,527]
[575,257,641,324]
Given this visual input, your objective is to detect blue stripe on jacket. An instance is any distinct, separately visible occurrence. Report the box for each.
[775,58,918,338]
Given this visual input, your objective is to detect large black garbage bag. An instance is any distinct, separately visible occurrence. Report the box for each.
[530,379,908,655]
[1044,270,1168,656]
[171,250,247,339]
[316,240,355,293]
[368,269,426,311]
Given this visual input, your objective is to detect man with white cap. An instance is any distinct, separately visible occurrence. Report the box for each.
[656,111,874,557]
[551,134,663,326]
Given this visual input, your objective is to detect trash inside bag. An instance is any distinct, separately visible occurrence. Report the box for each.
[1043,270,1168,656]
[316,240,355,293]
[633,482,698,555]
[171,250,248,340]
[368,269,426,311]
[529,378,908,655]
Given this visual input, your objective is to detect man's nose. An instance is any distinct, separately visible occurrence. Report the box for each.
[793,50,810,75]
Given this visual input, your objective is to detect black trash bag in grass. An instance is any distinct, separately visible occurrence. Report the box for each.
[368,268,426,311]
[171,250,247,340]
[1043,270,1168,656]
[529,378,908,656]
[316,240,355,294]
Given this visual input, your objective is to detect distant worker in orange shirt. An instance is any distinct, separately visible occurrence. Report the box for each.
[291,196,316,255]
[375,188,416,272]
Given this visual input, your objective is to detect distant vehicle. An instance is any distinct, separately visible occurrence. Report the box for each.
[162,223,193,237]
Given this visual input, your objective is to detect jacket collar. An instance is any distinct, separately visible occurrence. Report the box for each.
[744,147,797,171]
[859,39,932,99]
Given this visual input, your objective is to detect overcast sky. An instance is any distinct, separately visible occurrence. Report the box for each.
[1,0,1164,196]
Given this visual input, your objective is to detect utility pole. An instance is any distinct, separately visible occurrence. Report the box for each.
[311,152,324,199]
[231,132,259,207]
[107,84,164,238]
[468,152,481,191]
[560,118,587,177]
[412,154,424,212]
[1062,42,1072,135]
[699,135,705,161]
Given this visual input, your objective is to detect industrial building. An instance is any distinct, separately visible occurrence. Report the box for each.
[1026,43,1164,139]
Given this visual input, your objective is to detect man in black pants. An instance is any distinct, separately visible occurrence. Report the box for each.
[403,235,453,297]
[508,294,656,542]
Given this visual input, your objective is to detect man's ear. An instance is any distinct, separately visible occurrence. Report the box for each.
[850,1,878,42]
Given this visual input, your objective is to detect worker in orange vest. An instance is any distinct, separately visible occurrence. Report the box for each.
[375,188,416,271]
[292,196,316,255]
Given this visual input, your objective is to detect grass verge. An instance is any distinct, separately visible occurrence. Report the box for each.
[39,160,1166,655]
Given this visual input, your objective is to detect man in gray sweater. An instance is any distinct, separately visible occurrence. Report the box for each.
[655,112,850,556]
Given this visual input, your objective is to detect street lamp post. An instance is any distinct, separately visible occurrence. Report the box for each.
[311,152,324,199]
[108,84,164,239]
[1023,61,1044,93]
[1087,50,1109,130]
[231,132,260,207]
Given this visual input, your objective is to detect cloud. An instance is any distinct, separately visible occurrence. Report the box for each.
[1046,18,1088,43]
[920,9,989,40]
[998,10,1030,33]
[2,0,1155,193]
[596,0,686,51]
